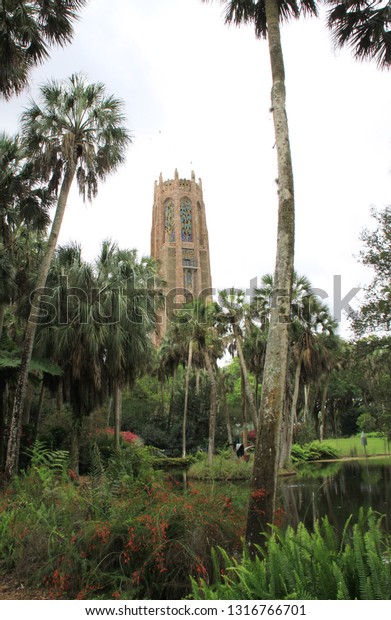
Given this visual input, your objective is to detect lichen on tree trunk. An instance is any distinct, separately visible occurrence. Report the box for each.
[245,0,295,556]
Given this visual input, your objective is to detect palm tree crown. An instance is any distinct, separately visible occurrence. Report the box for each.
[0,0,87,99]
[326,0,391,68]
[21,73,131,200]
[202,0,318,38]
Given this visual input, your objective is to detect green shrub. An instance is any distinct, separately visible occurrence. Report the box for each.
[190,509,391,600]
[290,441,340,463]
[188,452,252,481]
[356,413,378,433]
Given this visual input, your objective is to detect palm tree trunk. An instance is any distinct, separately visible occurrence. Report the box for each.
[279,377,292,469]
[23,385,33,425]
[255,376,259,412]
[240,369,248,448]
[291,352,303,427]
[195,368,200,395]
[319,372,330,442]
[5,162,76,480]
[246,0,295,555]
[204,349,217,466]
[182,340,193,458]
[114,383,122,450]
[235,328,258,430]
[303,382,310,423]
[167,367,176,432]
[220,372,234,456]
[279,350,303,466]
[160,377,165,416]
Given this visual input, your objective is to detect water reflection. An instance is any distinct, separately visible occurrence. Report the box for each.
[279,459,391,532]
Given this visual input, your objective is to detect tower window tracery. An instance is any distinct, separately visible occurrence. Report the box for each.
[180,198,193,242]
[164,200,175,242]
[184,268,193,289]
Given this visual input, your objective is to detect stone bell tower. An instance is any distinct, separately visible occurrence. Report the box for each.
[151,169,212,339]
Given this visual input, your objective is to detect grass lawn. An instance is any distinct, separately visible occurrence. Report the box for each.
[313,435,391,459]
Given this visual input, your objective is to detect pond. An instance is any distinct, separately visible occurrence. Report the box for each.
[180,457,391,532]
[279,457,391,532]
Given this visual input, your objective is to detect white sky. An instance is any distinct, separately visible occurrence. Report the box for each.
[1,0,390,336]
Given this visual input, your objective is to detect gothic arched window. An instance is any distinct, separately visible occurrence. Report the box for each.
[197,202,204,246]
[180,198,193,242]
[164,200,175,242]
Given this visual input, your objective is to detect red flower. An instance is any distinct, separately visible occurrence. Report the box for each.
[68,469,78,481]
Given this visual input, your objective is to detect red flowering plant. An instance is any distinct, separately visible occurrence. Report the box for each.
[104,427,140,444]
[23,479,244,599]
[0,444,245,600]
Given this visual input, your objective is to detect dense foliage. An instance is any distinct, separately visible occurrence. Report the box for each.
[0,443,243,599]
[191,508,391,600]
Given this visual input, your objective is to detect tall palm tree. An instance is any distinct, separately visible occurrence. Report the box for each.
[5,74,131,479]
[36,242,105,472]
[281,278,337,465]
[242,323,267,411]
[157,336,184,430]
[95,241,162,449]
[218,288,259,430]
[168,300,224,464]
[326,0,391,68]
[0,0,87,99]
[201,0,318,550]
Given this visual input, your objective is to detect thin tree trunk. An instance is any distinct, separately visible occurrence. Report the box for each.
[220,372,234,456]
[5,163,76,480]
[291,352,303,427]
[303,382,310,423]
[182,340,193,458]
[235,328,258,430]
[241,369,248,449]
[107,396,113,426]
[194,368,200,395]
[246,0,295,555]
[114,383,122,450]
[319,372,330,442]
[204,349,217,466]
[279,376,293,469]
[280,350,303,467]
[160,377,165,416]
[167,367,176,432]
[35,381,45,435]
[23,385,33,426]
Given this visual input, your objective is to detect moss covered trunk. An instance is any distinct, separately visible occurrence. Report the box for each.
[245,0,295,555]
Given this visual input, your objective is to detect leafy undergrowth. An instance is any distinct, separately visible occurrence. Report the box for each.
[290,441,341,463]
[188,452,252,481]
[0,443,243,600]
[191,508,391,600]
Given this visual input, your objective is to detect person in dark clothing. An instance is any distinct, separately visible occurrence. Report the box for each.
[236,443,245,459]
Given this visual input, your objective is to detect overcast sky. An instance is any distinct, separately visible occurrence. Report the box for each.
[1,0,390,336]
